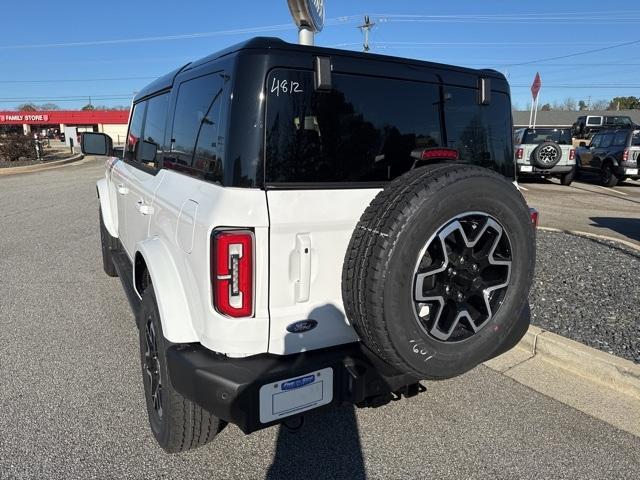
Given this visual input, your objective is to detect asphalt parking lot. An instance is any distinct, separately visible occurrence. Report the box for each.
[520,175,640,246]
[1,159,640,479]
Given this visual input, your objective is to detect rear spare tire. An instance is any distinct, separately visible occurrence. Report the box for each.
[342,164,536,379]
[531,141,562,169]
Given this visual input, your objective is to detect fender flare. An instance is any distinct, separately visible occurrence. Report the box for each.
[134,237,199,343]
[96,178,118,238]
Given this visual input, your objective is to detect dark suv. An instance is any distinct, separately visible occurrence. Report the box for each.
[575,129,640,186]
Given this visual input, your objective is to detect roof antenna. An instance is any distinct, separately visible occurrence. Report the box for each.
[358,15,375,52]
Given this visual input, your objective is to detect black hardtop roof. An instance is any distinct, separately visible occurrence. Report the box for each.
[134,36,506,102]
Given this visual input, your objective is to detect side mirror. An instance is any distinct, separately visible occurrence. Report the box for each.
[81,132,113,156]
[139,140,159,164]
[579,141,587,148]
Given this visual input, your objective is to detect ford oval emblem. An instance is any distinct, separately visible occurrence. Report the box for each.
[286,319,318,333]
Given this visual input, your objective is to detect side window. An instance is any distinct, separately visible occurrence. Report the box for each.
[167,72,225,181]
[590,135,601,148]
[443,87,514,177]
[600,133,614,148]
[265,70,443,183]
[613,131,628,147]
[138,93,169,168]
[125,102,145,162]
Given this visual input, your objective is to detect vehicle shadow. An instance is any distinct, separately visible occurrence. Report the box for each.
[266,304,366,479]
[265,405,366,480]
[589,216,640,242]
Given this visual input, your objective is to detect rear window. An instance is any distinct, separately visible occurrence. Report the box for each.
[265,69,513,184]
[632,131,640,146]
[587,116,602,126]
[522,128,572,145]
[604,116,632,126]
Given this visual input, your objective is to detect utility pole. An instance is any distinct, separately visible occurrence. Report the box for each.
[358,15,375,52]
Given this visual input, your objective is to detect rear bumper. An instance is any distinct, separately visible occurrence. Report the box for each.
[518,163,574,175]
[166,302,531,434]
[167,342,420,434]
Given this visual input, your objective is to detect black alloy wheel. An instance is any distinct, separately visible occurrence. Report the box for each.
[143,315,163,423]
[413,212,512,342]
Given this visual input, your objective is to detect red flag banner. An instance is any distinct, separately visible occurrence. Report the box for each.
[531,72,542,101]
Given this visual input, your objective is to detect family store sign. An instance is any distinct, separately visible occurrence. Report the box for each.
[0,110,129,125]
[0,114,50,123]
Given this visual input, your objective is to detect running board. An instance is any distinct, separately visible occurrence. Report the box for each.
[111,249,141,318]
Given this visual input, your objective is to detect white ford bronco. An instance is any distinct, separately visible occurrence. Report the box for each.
[83,37,536,452]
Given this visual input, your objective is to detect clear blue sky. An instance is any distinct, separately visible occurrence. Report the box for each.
[1,0,638,110]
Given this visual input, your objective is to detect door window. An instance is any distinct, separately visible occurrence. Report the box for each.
[125,102,145,162]
[167,72,225,181]
[138,93,169,168]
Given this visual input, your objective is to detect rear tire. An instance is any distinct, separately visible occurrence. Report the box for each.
[99,208,118,277]
[138,286,225,452]
[342,164,535,379]
[560,168,575,186]
[600,163,619,187]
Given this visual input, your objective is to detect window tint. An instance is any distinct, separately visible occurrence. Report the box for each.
[265,70,514,183]
[166,72,225,181]
[266,70,442,183]
[125,102,145,162]
[613,131,628,147]
[138,93,169,167]
[442,86,513,176]
[600,133,614,148]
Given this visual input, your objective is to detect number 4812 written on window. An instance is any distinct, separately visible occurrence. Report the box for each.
[270,77,303,97]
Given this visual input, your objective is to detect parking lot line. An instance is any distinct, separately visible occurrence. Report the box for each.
[518,185,529,191]
[592,185,628,196]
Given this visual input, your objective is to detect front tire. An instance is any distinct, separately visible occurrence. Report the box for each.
[138,286,225,452]
[99,208,118,277]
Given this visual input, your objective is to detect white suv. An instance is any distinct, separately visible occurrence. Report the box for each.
[84,37,536,452]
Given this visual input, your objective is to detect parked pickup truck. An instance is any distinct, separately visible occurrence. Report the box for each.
[82,37,537,453]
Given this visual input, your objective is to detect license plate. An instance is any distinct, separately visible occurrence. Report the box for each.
[520,165,533,172]
[259,368,333,423]
[625,168,638,175]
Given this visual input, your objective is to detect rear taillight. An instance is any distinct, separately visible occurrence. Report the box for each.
[212,230,254,318]
[569,148,575,161]
[516,148,524,160]
[623,148,629,161]
[529,208,539,228]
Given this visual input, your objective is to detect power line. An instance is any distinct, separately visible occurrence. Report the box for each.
[494,38,640,67]
[510,84,640,89]
[0,16,360,50]
[0,76,158,84]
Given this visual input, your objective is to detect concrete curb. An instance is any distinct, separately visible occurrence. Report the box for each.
[0,153,84,176]
[538,226,640,253]
[518,325,640,400]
